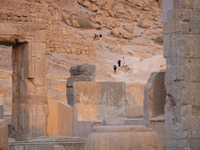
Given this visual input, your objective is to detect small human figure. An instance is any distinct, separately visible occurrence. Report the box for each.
[118,59,121,67]
[94,34,97,39]
[122,57,125,66]
[113,65,117,74]
[99,34,102,40]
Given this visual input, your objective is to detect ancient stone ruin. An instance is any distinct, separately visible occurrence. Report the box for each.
[66,64,96,106]
[0,0,199,150]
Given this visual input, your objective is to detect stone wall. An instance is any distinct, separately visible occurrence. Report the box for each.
[125,85,144,118]
[73,82,126,121]
[9,136,86,150]
[0,119,8,150]
[87,126,160,150]
[143,72,166,127]
[162,0,200,149]
[46,100,73,136]
[0,0,96,56]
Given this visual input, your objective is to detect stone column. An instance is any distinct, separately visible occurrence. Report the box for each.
[162,0,200,149]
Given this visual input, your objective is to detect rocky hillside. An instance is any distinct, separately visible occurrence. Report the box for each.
[61,0,163,57]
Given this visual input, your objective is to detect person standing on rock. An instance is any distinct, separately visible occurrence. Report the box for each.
[122,57,125,66]
[113,65,117,74]
[118,59,121,67]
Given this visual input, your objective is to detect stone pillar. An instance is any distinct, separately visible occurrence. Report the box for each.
[162,0,200,149]
[0,119,8,150]
[66,64,95,106]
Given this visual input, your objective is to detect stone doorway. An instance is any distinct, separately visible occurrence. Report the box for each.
[0,41,31,140]
[0,23,48,140]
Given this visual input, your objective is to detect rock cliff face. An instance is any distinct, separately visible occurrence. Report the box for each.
[0,0,162,56]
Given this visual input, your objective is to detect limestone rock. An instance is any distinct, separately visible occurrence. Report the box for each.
[122,33,132,39]
[9,136,86,150]
[138,20,151,29]
[46,100,73,136]
[90,4,99,12]
[70,64,96,77]
[67,64,96,106]
[126,85,144,106]
[125,106,143,118]
[110,29,120,38]
[124,118,146,126]
[73,121,92,138]
[87,126,160,150]
[124,24,134,33]
[67,75,95,87]
[73,82,126,121]
[0,119,8,150]
[82,1,91,8]
[143,72,166,127]
[101,117,125,126]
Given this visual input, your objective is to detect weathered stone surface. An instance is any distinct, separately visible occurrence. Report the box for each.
[67,75,95,87]
[101,117,125,126]
[123,24,133,34]
[87,126,160,150]
[143,72,166,127]
[73,82,126,121]
[0,102,3,119]
[150,115,165,150]
[67,75,94,106]
[161,0,173,23]
[0,119,8,150]
[138,20,150,29]
[70,64,96,77]
[73,121,92,138]
[163,0,200,149]
[67,65,96,106]
[9,136,86,150]
[126,85,144,106]
[47,100,73,136]
[110,29,120,37]
[66,87,74,106]
[124,118,145,126]
[47,80,67,103]
[125,106,143,118]
[122,33,132,39]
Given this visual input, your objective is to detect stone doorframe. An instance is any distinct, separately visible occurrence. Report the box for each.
[0,23,48,140]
